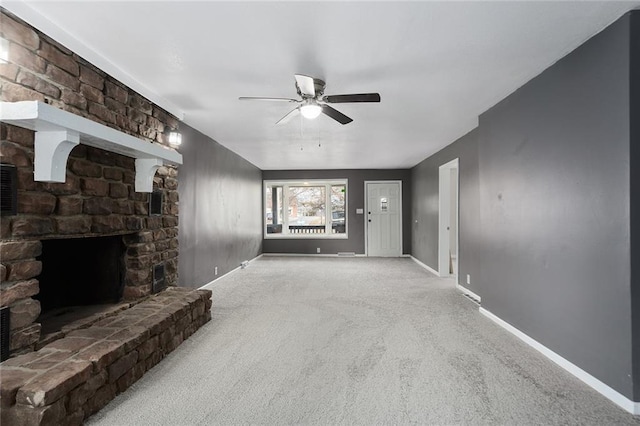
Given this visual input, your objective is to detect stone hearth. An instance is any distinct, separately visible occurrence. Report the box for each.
[0,287,212,426]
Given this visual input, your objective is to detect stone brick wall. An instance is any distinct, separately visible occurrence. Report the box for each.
[0,9,182,355]
[0,9,178,139]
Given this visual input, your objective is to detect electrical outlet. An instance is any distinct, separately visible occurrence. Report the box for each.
[317,247,321,253]
[215,267,218,276]
[466,274,471,285]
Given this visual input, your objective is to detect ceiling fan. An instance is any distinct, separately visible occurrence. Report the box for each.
[239,74,380,125]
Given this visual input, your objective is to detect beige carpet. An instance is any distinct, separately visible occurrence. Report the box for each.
[87,257,639,425]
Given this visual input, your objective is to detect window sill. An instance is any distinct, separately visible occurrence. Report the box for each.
[264,234,348,240]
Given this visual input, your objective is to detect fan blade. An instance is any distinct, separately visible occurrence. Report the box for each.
[323,93,381,103]
[239,97,298,102]
[276,107,300,125]
[321,105,353,125]
[294,74,315,97]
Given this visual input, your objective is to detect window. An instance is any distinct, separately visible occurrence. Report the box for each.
[264,180,347,238]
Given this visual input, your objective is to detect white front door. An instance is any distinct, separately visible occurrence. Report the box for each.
[366,181,402,257]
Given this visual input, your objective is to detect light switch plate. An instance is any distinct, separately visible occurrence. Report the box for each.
[356,208,364,214]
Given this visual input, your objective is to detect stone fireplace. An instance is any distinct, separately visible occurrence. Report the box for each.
[1,124,181,355]
[0,9,185,357]
[0,10,214,424]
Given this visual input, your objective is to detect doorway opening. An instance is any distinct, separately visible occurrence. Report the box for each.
[438,159,459,280]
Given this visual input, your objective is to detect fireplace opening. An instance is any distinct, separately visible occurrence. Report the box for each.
[35,235,126,336]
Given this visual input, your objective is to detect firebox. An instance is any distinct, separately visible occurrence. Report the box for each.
[35,235,126,334]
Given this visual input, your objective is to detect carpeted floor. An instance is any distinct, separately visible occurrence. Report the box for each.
[87,257,639,425]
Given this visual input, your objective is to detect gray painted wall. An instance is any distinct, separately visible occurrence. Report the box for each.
[629,12,640,401]
[411,10,638,400]
[262,169,411,255]
[178,124,263,288]
[411,129,481,293]
[477,14,633,397]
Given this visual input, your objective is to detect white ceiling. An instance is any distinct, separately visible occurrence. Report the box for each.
[5,1,639,170]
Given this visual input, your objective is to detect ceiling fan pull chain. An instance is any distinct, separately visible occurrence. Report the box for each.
[300,113,304,139]
[300,113,304,151]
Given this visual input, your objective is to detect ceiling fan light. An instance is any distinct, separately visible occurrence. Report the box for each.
[300,104,322,119]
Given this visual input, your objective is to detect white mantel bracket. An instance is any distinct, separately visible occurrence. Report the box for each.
[0,101,183,192]
[34,129,80,182]
[135,158,164,193]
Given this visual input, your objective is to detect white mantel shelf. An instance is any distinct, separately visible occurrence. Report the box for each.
[0,101,182,192]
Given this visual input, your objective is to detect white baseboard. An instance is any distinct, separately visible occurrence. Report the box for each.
[479,307,640,415]
[410,256,439,276]
[456,283,481,303]
[261,253,365,258]
[199,254,263,290]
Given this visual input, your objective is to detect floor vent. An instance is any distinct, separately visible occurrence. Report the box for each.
[1,306,10,361]
[0,164,17,216]
[463,293,481,305]
[337,252,356,257]
[149,190,163,216]
[152,263,166,293]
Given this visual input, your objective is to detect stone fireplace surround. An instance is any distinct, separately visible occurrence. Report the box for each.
[0,9,214,424]
[1,122,182,354]
[0,122,214,424]
[0,7,187,356]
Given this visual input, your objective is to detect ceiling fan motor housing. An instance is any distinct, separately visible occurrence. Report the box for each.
[296,78,326,98]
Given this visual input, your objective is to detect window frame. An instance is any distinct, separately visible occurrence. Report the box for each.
[263,179,348,239]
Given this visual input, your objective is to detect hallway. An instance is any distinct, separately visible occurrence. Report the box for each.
[87,257,638,425]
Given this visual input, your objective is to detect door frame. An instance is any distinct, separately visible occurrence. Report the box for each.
[438,158,459,280]
[364,180,403,257]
